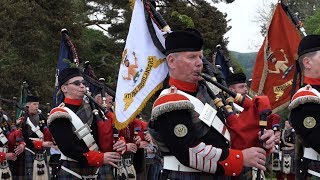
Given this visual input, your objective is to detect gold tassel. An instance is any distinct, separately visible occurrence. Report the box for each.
[114,83,163,130]
[129,0,135,10]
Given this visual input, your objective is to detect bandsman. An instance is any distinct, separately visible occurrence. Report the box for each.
[48,68,126,179]
[149,29,275,179]
[288,35,320,179]
[225,72,277,179]
[13,95,52,180]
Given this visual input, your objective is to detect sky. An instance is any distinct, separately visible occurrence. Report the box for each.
[213,0,278,53]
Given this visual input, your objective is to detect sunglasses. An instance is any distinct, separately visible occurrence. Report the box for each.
[65,80,86,86]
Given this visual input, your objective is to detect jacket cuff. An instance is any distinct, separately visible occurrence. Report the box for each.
[0,152,5,162]
[83,151,104,167]
[219,149,243,176]
[19,141,26,145]
[32,140,43,150]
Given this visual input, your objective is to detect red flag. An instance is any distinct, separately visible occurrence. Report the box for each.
[250,3,301,112]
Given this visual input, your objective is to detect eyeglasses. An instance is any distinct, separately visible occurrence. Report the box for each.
[65,80,86,86]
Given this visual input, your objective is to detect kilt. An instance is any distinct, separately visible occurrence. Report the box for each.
[10,150,34,180]
[160,169,231,180]
[11,150,49,180]
[48,154,61,179]
[99,164,114,180]
[25,150,34,180]
[10,152,25,180]
[146,161,162,180]
[59,160,99,180]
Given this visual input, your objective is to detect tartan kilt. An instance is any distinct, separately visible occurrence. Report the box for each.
[11,150,49,180]
[161,169,231,180]
[10,152,25,180]
[59,160,99,180]
[99,164,114,180]
[24,150,34,180]
[146,162,162,180]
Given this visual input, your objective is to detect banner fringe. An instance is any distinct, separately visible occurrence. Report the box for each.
[114,82,163,130]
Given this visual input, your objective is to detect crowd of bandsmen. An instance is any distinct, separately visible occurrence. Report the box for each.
[0,96,297,180]
[4,29,320,180]
[0,87,162,180]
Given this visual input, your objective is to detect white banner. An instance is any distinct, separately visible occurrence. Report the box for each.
[114,0,168,129]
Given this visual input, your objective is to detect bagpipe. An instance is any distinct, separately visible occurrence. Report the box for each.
[200,72,269,180]
[113,128,136,180]
[0,97,26,127]
[143,0,171,53]
[200,60,270,180]
[84,69,136,179]
[143,0,271,177]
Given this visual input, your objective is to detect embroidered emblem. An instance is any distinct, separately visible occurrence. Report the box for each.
[121,50,142,83]
[174,124,188,137]
[303,117,316,129]
[122,54,165,110]
[267,48,293,79]
[273,79,293,101]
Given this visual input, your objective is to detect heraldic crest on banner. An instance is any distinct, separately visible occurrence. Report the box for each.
[265,45,294,101]
[121,48,165,111]
[121,49,143,84]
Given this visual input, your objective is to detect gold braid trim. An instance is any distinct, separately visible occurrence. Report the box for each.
[257,37,269,95]
[114,83,163,130]
[257,6,277,95]
[129,0,135,10]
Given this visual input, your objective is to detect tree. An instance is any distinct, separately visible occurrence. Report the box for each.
[304,9,320,34]
[0,0,86,105]
[286,0,320,21]
[0,0,233,117]
[254,0,320,36]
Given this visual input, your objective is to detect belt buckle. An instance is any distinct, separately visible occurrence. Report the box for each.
[82,175,98,180]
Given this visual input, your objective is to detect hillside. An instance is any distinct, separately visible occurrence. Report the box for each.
[229,51,258,79]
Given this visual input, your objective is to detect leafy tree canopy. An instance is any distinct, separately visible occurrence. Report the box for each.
[0,0,233,118]
[304,9,320,34]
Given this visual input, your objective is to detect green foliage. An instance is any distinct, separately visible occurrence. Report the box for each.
[0,0,85,106]
[229,51,258,78]
[287,0,320,22]
[257,1,320,36]
[171,11,195,28]
[160,0,230,54]
[304,9,320,34]
[0,0,233,119]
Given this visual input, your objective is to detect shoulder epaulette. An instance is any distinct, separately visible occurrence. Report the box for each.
[151,86,194,120]
[289,84,320,110]
[47,103,71,125]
